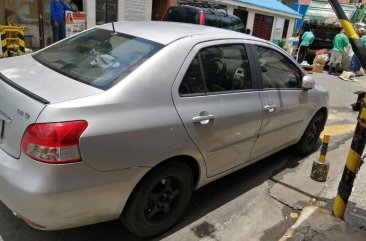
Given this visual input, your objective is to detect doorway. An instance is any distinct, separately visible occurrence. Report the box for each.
[151,0,169,20]
[252,13,274,41]
[233,9,248,29]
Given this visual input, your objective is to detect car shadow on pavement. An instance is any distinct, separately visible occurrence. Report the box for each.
[0,146,313,241]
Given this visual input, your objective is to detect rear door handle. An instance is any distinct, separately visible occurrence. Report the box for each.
[264,105,277,113]
[192,114,214,124]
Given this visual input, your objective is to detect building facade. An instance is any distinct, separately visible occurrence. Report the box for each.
[0,0,301,49]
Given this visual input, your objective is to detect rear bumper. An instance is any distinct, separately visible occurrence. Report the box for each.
[0,148,150,230]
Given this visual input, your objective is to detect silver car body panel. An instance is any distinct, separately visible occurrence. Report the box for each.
[171,39,263,177]
[0,22,328,230]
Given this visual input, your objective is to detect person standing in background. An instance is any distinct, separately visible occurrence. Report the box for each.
[349,28,365,74]
[297,28,315,64]
[328,29,350,76]
[50,0,75,43]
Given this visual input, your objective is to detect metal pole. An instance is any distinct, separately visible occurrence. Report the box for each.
[328,0,366,218]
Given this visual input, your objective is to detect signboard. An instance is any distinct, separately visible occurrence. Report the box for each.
[65,11,86,38]
[125,0,148,21]
[273,17,285,41]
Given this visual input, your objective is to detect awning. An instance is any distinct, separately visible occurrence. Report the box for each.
[234,0,302,18]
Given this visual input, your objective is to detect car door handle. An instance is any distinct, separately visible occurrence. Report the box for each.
[192,114,215,124]
[264,105,277,113]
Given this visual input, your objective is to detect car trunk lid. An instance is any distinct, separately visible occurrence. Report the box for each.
[0,55,103,158]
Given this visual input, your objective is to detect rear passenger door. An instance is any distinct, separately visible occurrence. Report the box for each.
[172,41,263,177]
[249,44,309,159]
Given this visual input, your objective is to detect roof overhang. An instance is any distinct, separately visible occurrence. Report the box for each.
[219,0,303,19]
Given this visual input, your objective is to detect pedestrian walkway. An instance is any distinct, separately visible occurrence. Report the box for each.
[279,206,366,241]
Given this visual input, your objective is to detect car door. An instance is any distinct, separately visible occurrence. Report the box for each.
[249,44,310,159]
[172,40,263,177]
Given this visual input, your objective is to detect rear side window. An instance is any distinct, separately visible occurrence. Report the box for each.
[33,28,163,90]
[163,6,199,24]
[179,44,252,96]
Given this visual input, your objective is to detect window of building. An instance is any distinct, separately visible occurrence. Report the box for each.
[282,19,290,39]
[96,0,118,25]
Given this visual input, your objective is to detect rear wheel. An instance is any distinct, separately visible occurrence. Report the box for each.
[121,162,194,238]
[296,112,325,155]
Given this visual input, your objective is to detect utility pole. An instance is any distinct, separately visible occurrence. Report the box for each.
[328,0,366,219]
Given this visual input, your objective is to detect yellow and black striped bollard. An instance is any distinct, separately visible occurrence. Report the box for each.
[328,0,366,219]
[310,135,330,182]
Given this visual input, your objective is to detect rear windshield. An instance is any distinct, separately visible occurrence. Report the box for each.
[163,6,199,24]
[33,28,164,90]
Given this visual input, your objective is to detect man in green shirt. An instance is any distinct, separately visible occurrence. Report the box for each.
[297,28,315,64]
[328,29,350,75]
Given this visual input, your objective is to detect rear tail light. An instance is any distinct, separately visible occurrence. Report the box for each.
[21,121,88,164]
[199,12,205,25]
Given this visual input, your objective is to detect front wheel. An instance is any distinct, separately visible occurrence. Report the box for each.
[121,161,194,238]
[296,112,325,155]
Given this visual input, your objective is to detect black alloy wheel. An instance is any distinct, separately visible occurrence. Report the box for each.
[121,161,194,238]
[296,112,325,155]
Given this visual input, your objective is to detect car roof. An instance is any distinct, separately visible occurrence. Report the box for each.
[97,21,259,45]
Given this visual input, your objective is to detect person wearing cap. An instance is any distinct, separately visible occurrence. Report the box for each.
[328,29,350,75]
[297,28,315,64]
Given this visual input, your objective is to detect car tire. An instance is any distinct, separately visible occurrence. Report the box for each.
[121,161,194,238]
[296,112,325,155]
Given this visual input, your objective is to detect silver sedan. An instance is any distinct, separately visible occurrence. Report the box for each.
[0,21,328,238]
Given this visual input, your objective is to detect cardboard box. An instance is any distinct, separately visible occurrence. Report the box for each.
[313,64,325,73]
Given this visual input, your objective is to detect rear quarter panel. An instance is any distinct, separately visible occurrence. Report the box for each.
[36,38,206,174]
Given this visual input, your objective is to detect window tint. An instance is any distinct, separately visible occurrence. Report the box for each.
[33,28,163,90]
[255,46,301,89]
[200,45,252,92]
[179,56,205,95]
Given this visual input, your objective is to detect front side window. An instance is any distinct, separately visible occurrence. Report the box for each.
[179,44,252,95]
[255,46,301,89]
[33,28,163,90]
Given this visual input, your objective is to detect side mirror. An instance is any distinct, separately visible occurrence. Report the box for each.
[302,74,315,90]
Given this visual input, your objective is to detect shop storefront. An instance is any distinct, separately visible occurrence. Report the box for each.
[0,0,158,49]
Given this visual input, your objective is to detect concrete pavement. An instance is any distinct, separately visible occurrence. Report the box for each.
[279,206,366,241]
[276,72,366,240]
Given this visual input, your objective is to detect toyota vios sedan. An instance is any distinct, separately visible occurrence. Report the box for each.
[0,22,328,237]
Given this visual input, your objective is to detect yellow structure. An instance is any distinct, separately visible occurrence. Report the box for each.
[0,25,25,58]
